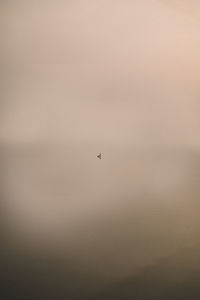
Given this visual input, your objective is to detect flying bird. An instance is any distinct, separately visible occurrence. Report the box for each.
[97,153,102,159]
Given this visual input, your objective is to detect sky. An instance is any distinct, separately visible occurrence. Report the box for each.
[1,1,200,299]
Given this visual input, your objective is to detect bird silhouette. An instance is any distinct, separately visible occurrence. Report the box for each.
[97,153,102,159]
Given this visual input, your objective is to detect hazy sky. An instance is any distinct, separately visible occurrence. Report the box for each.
[1,0,200,291]
[1,0,200,148]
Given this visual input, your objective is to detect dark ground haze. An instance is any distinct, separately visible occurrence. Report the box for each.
[1,148,200,299]
[1,0,200,299]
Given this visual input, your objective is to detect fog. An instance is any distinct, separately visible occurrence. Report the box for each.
[1,1,200,299]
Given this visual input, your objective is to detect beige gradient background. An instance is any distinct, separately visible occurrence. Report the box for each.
[1,1,200,298]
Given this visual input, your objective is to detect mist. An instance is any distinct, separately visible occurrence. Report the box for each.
[1,1,200,299]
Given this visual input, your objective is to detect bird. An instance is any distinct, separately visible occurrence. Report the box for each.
[97,153,102,159]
